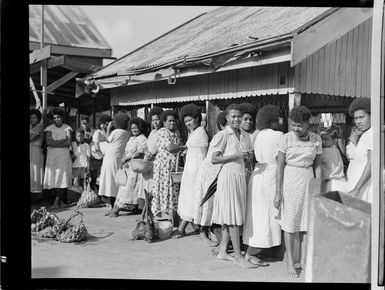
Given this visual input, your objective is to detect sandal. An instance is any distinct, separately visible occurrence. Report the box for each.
[170,229,185,239]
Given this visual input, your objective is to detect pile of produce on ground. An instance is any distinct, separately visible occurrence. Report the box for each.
[31,207,88,243]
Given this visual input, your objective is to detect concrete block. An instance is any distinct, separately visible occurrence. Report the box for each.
[306,191,371,283]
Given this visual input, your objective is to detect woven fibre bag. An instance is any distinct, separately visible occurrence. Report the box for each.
[77,179,101,208]
[56,210,88,243]
[115,166,128,186]
[170,151,184,184]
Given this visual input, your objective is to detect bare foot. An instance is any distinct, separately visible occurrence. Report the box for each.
[233,255,258,269]
[288,264,299,278]
[51,197,60,209]
[171,230,185,239]
[217,251,234,261]
[200,233,218,247]
[109,210,120,218]
[245,254,269,267]
[211,247,219,256]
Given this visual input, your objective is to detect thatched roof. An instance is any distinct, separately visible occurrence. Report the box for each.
[90,6,331,79]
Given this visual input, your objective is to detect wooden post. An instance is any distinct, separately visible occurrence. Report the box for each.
[288,92,301,131]
[370,0,384,286]
[76,99,81,129]
[40,5,48,128]
[92,97,96,129]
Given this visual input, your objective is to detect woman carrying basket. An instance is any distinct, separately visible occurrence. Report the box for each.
[151,110,186,222]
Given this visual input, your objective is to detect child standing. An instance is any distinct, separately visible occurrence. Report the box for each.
[318,128,347,192]
[72,129,91,192]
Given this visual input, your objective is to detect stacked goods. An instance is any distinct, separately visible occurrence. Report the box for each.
[31,207,62,234]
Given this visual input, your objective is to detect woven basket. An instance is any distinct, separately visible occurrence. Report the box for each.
[154,219,173,240]
[130,159,153,174]
[77,179,101,208]
[56,210,88,243]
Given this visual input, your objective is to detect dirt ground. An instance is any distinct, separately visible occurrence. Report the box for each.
[31,203,305,282]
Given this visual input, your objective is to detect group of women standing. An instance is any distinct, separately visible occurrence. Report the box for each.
[30,96,373,276]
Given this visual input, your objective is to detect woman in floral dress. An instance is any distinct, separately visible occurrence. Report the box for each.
[151,110,186,220]
[274,106,322,278]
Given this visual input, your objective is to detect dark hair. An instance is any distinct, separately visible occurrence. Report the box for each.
[129,116,147,134]
[113,112,130,130]
[75,128,85,135]
[348,97,371,117]
[179,103,202,123]
[225,103,241,115]
[160,110,178,122]
[289,106,312,123]
[216,111,227,130]
[30,108,42,122]
[52,107,65,118]
[81,116,89,121]
[256,105,281,130]
[98,114,112,126]
[237,102,256,119]
[148,107,164,120]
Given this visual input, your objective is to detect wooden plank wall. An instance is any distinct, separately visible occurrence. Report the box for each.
[111,62,295,106]
[294,18,373,98]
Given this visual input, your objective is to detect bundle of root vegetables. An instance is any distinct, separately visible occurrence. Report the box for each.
[31,207,88,243]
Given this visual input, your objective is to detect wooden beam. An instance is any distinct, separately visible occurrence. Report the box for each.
[61,56,101,74]
[46,71,79,93]
[29,77,41,110]
[30,55,65,74]
[29,42,113,59]
[29,45,51,65]
[291,8,372,66]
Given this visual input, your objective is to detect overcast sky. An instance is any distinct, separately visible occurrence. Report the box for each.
[81,5,219,65]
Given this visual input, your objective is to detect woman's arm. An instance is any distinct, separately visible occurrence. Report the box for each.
[30,130,40,141]
[348,150,371,197]
[211,150,245,165]
[313,154,322,178]
[106,121,114,139]
[274,151,286,209]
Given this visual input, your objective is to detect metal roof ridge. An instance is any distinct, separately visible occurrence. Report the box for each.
[89,11,208,78]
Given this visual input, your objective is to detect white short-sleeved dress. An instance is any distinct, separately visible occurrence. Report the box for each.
[177,126,208,222]
[43,124,73,189]
[192,130,225,226]
[211,126,252,226]
[98,129,130,198]
[243,129,283,248]
[342,127,373,203]
[278,131,322,233]
[115,134,148,207]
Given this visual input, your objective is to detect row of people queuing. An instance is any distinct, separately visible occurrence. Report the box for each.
[30,97,372,275]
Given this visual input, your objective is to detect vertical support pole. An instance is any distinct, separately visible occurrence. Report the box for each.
[40,5,48,128]
[92,97,96,129]
[288,92,301,131]
[371,0,384,287]
[76,99,81,129]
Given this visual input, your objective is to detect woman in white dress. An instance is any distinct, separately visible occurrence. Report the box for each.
[98,113,130,213]
[43,108,73,209]
[30,109,44,194]
[211,104,257,269]
[110,117,148,217]
[342,97,372,203]
[243,105,282,267]
[172,104,208,239]
[191,111,228,246]
[90,114,112,191]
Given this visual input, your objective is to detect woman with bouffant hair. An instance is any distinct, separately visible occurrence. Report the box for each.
[98,112,130,212]
[342,97,372,203]
[243,105,282,267]
[274,106,322,278]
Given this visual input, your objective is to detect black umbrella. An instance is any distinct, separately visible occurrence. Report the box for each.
[200,177,218,207]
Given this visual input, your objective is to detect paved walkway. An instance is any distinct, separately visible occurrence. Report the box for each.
[31,204,305,282]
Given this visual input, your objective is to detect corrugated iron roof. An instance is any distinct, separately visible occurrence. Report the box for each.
[91,6,331,78]
[29,5,111,51]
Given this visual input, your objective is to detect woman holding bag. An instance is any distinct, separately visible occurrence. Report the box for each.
[109,117,148,217]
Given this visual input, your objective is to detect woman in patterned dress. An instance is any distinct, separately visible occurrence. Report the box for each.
[98,113,130,213]
[171,104,208,239]
[274,106,322,278]
[211,104,257,269]
[151,110,186,220]
[110,117,148,217]
[30,109,44,194]
[191,111,228,247]
[43,108,73,209]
